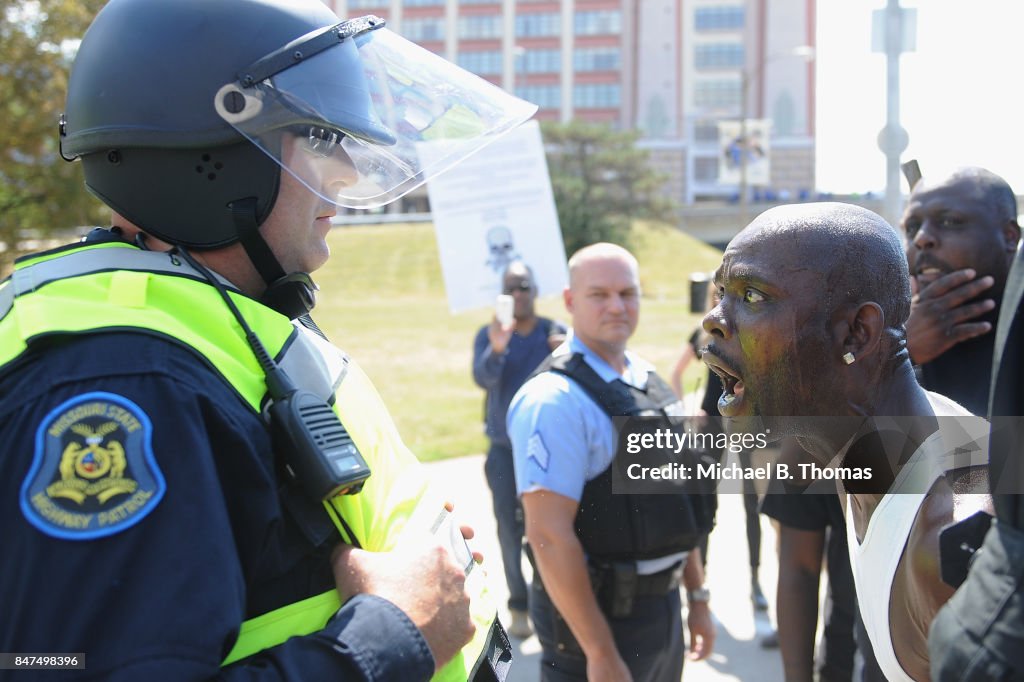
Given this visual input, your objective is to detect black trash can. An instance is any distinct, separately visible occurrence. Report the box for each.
[689,272,711,314]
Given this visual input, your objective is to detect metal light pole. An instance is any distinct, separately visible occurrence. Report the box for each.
[874,0,914,227]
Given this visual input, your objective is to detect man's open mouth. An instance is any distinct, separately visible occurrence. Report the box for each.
[702,352,746,415]
[915,266,944,283]
[913,258,950,286]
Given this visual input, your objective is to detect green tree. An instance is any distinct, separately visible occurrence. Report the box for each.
[1,0,107,274]
[541,120,677,256]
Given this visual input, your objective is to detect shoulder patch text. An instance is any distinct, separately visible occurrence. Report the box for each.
[20,392,165,540]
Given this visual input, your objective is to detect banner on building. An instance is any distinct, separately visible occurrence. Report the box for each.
[425,119,568,314]
[718,119,772,187]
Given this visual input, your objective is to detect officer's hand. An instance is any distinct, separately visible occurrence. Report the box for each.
[906,269,995,365]
[487,316,515,355]
[686,601,715,660]
[585,649,633,682]
[331,542,475,671]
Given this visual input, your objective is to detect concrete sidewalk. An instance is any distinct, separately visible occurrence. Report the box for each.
[425,454,785,682]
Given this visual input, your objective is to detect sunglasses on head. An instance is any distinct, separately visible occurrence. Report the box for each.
[289,125,346,158]
[503,282,533,294]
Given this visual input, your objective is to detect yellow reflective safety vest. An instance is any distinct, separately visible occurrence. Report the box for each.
[0,241,504,681]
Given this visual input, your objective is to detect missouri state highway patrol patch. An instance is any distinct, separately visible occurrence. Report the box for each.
[20,392,165,540]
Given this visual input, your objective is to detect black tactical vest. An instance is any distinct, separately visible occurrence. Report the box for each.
[535,352,717,562]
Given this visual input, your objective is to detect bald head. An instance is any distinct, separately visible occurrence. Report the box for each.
[501,259,538,321]
[703,203,913,421]
[564,242,641,364]
[503,260,530,277]
[736,202,911,333]
[567,243,639,291]
[913,167,1017,223]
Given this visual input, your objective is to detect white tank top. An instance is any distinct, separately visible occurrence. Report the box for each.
[845,393,989,682]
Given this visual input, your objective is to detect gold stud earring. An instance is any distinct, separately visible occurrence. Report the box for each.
[842,352,855,365]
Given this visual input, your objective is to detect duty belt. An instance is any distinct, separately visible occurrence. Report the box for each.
[588,561,683,617]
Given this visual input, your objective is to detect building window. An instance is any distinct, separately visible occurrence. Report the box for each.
[515,84,561,109]
[347,0,384,8]
[458,50,503,75]
[402,17,445,41]
[693,119,721,142]
[575,10,622,36]
[459,0,498,4]
[458,15,502,39]
[574,83,621,108]
[772,90,797,136]
[694,6,745,31]
[520,48,561,73]
[515,13,560,37]
[404,0,444,6]
[695,43,744,69]
[695,156,720,181]
[574,47,620,72]
[694,79,741,110]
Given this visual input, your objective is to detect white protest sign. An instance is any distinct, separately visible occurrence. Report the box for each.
[425,120,568,313]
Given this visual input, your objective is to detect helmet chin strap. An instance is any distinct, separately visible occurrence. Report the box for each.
[230,197,318,320]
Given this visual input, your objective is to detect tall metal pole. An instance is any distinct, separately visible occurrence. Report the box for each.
[881,0,909,227]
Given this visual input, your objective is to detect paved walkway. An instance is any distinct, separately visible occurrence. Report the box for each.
[425,454,785,682]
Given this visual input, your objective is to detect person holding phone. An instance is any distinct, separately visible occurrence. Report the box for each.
[472,260,566,638]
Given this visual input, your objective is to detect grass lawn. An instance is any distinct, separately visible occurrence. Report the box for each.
[314,221,724,461]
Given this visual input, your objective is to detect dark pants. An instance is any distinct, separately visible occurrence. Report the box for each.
[819,526,856,682]
[853,608,886,682]
[530,578,684,682]
[484,441,528,612]
[699,482,759,573]
[740,450,761,571]
[929,519,1024,681]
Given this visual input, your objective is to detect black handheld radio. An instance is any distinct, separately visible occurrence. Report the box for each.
[179,247,371,500]
[264,363,371,498]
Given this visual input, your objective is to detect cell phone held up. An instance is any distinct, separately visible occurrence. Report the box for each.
[495,294,514,327]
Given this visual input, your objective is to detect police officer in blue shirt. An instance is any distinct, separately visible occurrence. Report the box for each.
[0,0,536,678]
[508,243,716,682]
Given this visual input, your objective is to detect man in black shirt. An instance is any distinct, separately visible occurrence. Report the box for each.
[901,167,1020,415]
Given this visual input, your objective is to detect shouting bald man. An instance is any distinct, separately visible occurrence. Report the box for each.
[701,203,991,682]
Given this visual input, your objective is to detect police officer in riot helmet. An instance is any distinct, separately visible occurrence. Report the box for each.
[0,0,534,678]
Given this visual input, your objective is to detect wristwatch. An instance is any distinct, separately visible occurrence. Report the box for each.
[686,586,711,603]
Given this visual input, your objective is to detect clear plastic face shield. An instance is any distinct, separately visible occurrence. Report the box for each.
[214,16,537,209]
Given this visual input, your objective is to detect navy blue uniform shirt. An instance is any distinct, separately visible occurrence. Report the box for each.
[0,331,433,680]
[472,317,565,447]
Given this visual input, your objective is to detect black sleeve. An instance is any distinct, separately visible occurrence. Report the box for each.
[0,337,434,681]
[473,324,505,390]
[687,328,702,354]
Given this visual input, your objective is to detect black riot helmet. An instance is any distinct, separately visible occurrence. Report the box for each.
[61,0,536,316]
